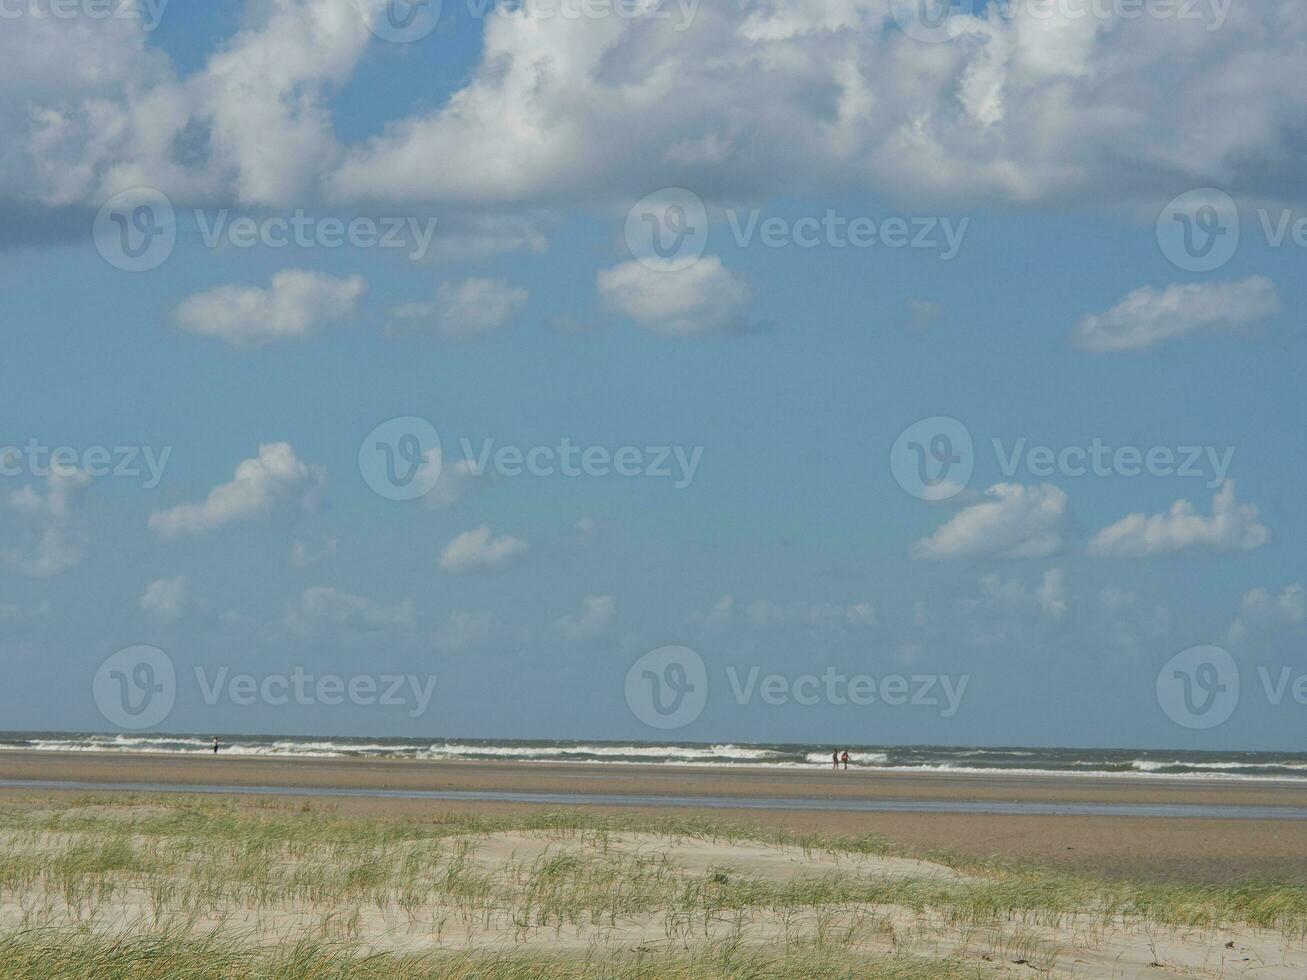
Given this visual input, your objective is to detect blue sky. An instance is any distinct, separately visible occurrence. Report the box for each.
[1,0,1304,749]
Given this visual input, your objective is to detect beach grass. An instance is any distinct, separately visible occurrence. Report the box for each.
[0,794,1304,977]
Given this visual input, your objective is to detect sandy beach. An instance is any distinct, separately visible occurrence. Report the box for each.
[6,749,1307,883]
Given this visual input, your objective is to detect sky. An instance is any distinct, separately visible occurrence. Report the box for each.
[0,0,1305,750]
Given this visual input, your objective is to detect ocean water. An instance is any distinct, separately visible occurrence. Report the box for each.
[4,732,1307,782]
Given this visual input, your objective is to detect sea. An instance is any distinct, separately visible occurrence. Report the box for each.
[4,733,1306,782]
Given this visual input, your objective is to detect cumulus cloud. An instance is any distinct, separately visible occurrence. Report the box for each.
[285,586,415,639]
[689,594,736,631]
[1087,481,1270,558]
[140,574,191,625]
[439,524,529,572]
[148,443,326,538]
[1095,585,1171,650]
[553,595,618,642]
[912,483,1070,561]
[432,610,528,654]
[746,599,877,630]
[598,258,752,336]
[388,277,528,341]
[1,466,91,577]
[1228,584,1306,646]
[326,3,1307,213]
[291,537,337,568]
[415,449,489,509]
[175,271,366,348]
[0,600,53,635]
[1071,277,1281,353]
[904,298,942,333]
[6,3,1307,229]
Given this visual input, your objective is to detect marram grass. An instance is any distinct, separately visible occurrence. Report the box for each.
[0,793,1304,977]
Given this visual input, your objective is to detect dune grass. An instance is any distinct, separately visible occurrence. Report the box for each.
[0,794,1303,977]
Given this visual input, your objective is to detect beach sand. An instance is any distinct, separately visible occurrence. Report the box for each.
[4,749,1307,883]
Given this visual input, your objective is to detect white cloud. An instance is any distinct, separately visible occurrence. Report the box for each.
[140,575,191,625]
[0,599,52,634]
[291,537,337,568]
[912,483,1069,561]
[948,569,1071,647]
[286,585,415,639]
[554,594,618,642]
[175,271,366,348]
[689,594,736,630]
[439,524,529,572]
[416,450,489,509]
[1087,481,1270,558]
[1229,584,1306,646]
[1,466,91,577]
[598,258,752,336]
[1095,585,1170,650]
[1071,277,1281,353]
[7,0,371,209]
[904,298,942,333]
[746,599,877,630]
[432,610,527,654]
[148,443,326,538]
[8,4,1307,226]
[327,4,1306,215]
[388,277,528,341]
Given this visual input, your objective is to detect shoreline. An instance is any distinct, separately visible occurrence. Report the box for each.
[6,749,1307,882]
[10,746,1307,785]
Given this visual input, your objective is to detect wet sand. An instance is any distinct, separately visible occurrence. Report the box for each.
[5,750,1307,882]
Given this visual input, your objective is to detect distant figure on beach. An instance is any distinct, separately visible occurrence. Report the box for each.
[212,737,220,754]
[841,751,850,770]
[832,750,839,770]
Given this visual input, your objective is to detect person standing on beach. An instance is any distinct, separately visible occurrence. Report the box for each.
[832,750,839,770]
[212,737,220,754]
[841,751,850,770]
